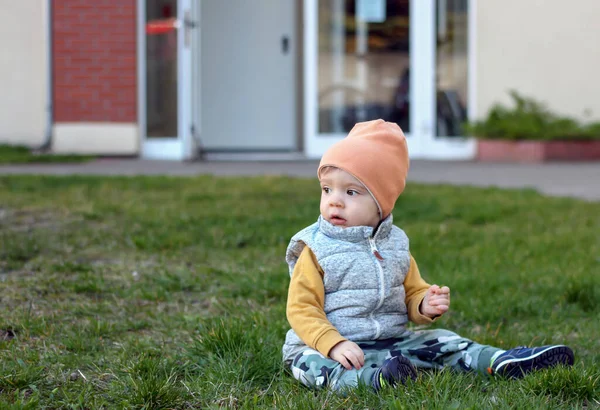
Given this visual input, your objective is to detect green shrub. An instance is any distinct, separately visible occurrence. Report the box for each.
[464,91,600,141]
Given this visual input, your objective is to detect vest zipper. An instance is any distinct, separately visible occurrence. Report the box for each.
[369,237,385,339]
[369,237,384,260]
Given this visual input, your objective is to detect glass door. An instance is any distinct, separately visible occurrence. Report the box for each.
[304,0,474,159]
[140,0,193,160]
[423,0,475,159]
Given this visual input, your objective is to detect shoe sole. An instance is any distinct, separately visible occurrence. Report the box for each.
[391,355,418,384]
[374,356,418,390]
[496,345,574,379]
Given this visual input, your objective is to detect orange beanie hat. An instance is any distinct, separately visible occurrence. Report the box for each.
[318,119,409,218]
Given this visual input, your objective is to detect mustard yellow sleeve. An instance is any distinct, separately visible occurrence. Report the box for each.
[286,247,346,357]
[405,255,438,324]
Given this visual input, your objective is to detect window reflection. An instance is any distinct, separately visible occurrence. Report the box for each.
[146,0,178,138]
[436,0,468,137]
[318,1,411,134]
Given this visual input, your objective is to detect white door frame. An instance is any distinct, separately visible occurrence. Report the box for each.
[303,0,476,160]
[138,0,194,160]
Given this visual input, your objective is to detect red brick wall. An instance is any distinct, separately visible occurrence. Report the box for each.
[53,1,137,123]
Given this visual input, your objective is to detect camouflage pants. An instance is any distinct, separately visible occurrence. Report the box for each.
[290,329,500,390]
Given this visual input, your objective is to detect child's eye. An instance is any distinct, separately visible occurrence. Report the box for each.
[347,190,358,196]
[322,187,330,194]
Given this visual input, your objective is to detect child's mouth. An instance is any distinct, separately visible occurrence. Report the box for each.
[330,216,346,225]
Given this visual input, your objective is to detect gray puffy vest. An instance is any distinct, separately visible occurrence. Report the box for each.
[282,215,411,362]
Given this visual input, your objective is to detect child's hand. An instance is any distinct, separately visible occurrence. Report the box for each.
[420,284,451,318]
[329,340,365,370]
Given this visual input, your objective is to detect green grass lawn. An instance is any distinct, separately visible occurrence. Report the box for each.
[0,175,598,409]
[0,145,93,164]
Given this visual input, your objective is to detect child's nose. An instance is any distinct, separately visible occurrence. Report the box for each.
[329,193,344,207]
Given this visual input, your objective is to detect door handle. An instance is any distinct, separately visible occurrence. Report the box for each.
[281,36,289,54]
[184,10,197,47]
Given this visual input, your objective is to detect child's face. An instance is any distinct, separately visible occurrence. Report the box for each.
[319,168,380,228]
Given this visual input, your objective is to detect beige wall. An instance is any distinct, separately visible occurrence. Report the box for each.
[476,0,600,121]
[0,2,49,146]
[53,123,138,154]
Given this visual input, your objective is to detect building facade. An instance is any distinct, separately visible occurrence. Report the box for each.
[2,1,600,160]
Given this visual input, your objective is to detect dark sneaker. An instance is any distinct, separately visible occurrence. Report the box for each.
[488,345,574,379]
[372,355,417,391]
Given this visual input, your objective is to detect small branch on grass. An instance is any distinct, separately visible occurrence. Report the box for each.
[77,369,88,382]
